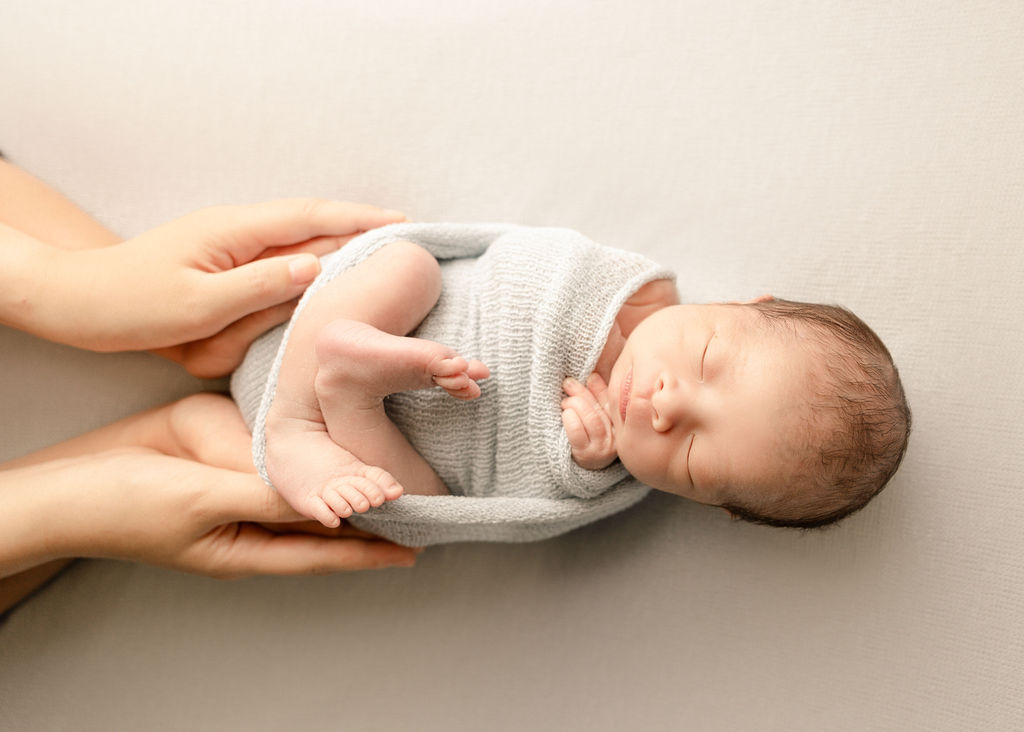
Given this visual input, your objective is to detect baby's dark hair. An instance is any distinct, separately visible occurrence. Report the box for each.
[720,298,911,530]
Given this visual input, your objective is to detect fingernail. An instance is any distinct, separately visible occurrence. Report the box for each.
[383,209,407,220]
[288,253,320,284]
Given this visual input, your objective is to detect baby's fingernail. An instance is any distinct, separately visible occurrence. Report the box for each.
[383,209,407,220]
[288,253,320,284]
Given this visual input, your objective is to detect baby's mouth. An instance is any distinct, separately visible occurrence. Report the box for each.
[619,368,633,423]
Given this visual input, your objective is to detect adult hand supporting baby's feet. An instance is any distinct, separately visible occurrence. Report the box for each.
[562,373,618,470]
[0,393,418,590]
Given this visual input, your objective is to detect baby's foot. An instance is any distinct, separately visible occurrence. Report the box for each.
[315,319,489,400]
[429,354,490,400]
[265,422,405,528]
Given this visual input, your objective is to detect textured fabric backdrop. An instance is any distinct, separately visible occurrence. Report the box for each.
[1,2,1021,730]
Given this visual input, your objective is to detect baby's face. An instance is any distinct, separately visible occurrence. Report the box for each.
[607,303,812,508]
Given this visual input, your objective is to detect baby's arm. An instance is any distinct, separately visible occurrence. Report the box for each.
[561,373,618,470]
[264,241,487,527]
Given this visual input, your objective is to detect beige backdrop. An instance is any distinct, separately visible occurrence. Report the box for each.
[1,2,1022,730]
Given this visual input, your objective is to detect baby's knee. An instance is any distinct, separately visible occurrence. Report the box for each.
[374,240,442,305]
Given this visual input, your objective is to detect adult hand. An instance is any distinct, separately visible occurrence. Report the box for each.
[15,198,405,377]
[1,394,419,579]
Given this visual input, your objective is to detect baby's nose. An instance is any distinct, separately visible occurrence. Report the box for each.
[650,373,692,433]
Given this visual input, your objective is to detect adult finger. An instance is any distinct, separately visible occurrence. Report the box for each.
[164,300,297,379]
[163,393,259,473]
[259,520,359,538]
[202,199,406,262]
[204,251,320,325]
[252,233,360,262]
[217,525,419,575]
[202,469,312,524]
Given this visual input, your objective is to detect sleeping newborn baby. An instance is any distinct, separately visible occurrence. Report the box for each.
[231,224,910,545]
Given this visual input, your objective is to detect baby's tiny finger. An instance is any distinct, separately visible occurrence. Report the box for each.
[582,403,609,433]
[586,372,609,401]
[568,382,602,414]
[561,407,589,448]
[562,377,587,397]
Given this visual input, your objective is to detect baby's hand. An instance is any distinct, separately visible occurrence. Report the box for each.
[561,373,617,470]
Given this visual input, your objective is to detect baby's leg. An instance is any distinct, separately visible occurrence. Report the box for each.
[312,319,488,517]
[264,241,485,527]
[316,319,489,404]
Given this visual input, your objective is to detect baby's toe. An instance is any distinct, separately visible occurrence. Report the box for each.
[433,373,471,391]
[363,465,404,500]
[351,476,386,507]
[307,496,343,528]
[322,488,355,519]
[466,359,490,380]
[448,381,481,400]
[431,355,468,378]
[333,482,376,514]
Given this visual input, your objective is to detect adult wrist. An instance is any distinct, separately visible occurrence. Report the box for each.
[0,225,94,348]
[0,461,83,576]
[0,224,57,332]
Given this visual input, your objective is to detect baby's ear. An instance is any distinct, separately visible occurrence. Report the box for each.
[747,293,774,304]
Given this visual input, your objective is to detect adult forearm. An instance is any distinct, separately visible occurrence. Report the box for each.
[0,461,76,577]
[0,226,154,351]
[0,404,174,577]
[0,560,73,615]
[0,223,77,344]
[0,395,419,598]
[0,159,120,249]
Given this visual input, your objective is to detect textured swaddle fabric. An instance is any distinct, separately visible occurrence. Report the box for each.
[231,223,674,545]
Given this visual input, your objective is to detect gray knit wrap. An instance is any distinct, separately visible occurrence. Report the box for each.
[230,223,674,545]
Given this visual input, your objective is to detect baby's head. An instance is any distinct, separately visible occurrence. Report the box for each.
[609,297,910,528]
